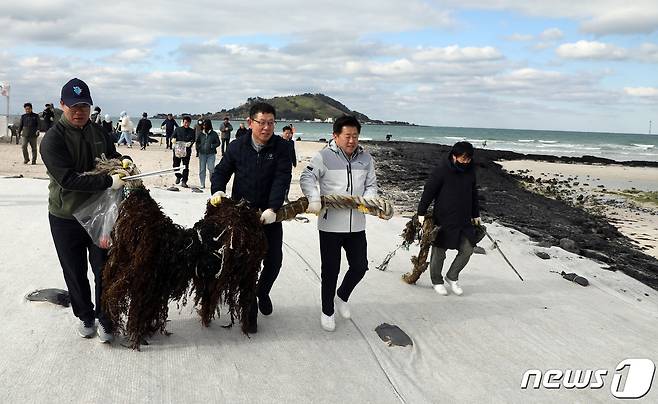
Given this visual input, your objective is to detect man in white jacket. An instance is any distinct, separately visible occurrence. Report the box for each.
[300,115,378,332]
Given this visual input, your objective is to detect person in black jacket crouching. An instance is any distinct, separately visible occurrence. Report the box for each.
[209,102,292,333]
[417,141,481,297]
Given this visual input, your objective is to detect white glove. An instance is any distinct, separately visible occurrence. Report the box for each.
[306,200,322,214]
[210,191,227,206]
[110,174,125,190]
[471,217,482,226]
[260,208,276,225]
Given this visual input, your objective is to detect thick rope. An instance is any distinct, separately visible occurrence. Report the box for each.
[274,195,394,222]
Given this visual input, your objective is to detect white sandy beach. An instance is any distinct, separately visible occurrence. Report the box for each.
[0,140,657,402]
[500,160,658,258]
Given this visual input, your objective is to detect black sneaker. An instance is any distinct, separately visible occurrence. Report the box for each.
[175,176,181,185]
[258,295,273,316]
[181,181,189,188]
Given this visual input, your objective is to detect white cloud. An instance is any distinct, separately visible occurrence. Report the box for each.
[624,87,658,97]
[556,40,658,62]
[539,28,563,41]
[412,45,503,62]
[556,40,627,60]
[505,33,533,42]
[443,0,658,35]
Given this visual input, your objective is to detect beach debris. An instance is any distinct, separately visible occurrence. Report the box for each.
[579,249,612,263]
[3,174,23,178]
[375,323,413,347]
[376,213,423,271]
[559,238,578,253]
[166,186,180,191]
[560,271,589,287]
[535,251,551,260]
[25,288,70,307]
[189,200,266,329]
[401,214,438,283]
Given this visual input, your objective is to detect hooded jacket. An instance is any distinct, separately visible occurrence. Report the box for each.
[300,140,377,233]
[40,116,125,219]
[417,147,480,249]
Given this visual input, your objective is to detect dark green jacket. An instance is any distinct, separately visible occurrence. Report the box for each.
[40,116,123,219]
[195,130,221,155]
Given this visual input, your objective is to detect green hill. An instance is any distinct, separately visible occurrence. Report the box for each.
[213,93,373,122]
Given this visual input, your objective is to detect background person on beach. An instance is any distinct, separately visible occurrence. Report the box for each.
[219,117,233,155]
[417,141,481,296]
[160,113,178,149]
[39,78,131,343]
[300,115,379,332]
[172,115,195,188]
[136,112,152,150]
[210,102,292,333]
[101,114,114,138]
[195,119,220,189]
[117,111,134,147]
[281,125,296,202]
[42,103,55,132]
[90,106,102,125]
[18,102,40,164]
[235,123,248,139]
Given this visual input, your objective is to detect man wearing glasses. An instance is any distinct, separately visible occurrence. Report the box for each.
[416,141,481,297]
[210,102,292,333]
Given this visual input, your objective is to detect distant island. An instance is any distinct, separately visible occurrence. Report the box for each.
[154,93,414,125]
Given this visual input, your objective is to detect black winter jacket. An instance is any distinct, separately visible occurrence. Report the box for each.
[19,112,40,137]
[417,153,480,249]
[210,133,292,211]
[136,118,152,135]
[160,118,178,136]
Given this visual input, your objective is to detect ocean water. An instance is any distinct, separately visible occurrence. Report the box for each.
[136,117,658,163]
[281,122,658,162]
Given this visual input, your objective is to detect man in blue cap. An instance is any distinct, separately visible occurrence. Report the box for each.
[40,78,131,344]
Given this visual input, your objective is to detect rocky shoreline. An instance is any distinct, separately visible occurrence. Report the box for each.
[367,141,658,290]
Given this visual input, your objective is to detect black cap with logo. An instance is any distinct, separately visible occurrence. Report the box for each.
[60,78,93,106]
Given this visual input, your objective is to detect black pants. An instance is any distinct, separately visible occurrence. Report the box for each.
[319,230,368,316]
[221,138,229,155]
[165,135,172,149]
[173,148,192,182]
[48,214,111,327]
[139,132,149,148]
[249,222,284,321]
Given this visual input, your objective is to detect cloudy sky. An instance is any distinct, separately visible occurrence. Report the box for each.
[1,0,657,133]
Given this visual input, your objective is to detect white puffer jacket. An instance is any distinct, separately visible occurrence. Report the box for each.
[300,140,377,233]
[119,115,134,133]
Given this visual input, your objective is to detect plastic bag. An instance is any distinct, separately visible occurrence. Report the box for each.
[73,188,124,249]
[174,142,188,158]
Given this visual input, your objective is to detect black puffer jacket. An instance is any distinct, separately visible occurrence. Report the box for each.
[210,133,292,211]
[417,149,480,249]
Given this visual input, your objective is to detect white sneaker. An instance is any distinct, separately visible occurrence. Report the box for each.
[97,322,114,343]
[447,279,463,296]
[320,313,335,332]
[335,297,351,319]
[433,284,449,296]
[77,319,96,338]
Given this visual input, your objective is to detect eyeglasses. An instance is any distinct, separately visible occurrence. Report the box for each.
[251,118,276,127]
